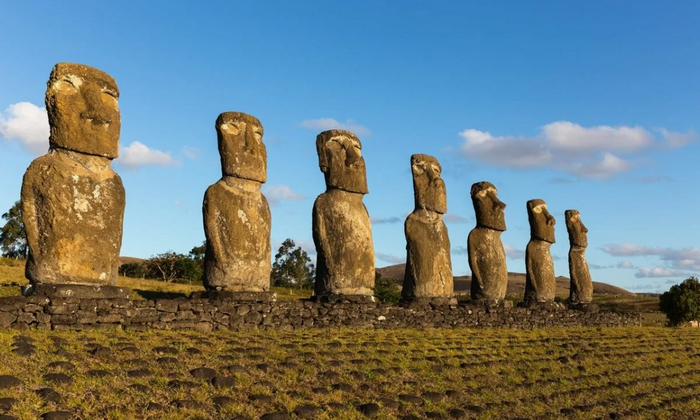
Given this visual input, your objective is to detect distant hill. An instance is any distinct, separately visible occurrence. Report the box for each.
[119,256,145,266]
[376,263,634,296]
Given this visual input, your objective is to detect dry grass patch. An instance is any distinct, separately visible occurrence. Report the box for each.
[0,327,697,419]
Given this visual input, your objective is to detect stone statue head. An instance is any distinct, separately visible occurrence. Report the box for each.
[527,199,556,243]
[45,62,120,159]
[315,129,368,194]
[471,181,506,231]
[216,112,266,183]
[565,209,588,248]
[411,154,446,214]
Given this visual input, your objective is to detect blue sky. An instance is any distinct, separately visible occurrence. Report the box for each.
[1,1,698,292]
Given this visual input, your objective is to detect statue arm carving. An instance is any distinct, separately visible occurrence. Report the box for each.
[467,232,481,286]
[312,199,335,275]
[202,188,223,260]
[20,171,40,259]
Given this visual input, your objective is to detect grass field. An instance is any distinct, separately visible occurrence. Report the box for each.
[0,327,698,419]
[0,258,312,302]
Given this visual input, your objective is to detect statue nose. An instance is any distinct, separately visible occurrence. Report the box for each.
[80,83,111,123]
[245,130,257,154]
[345,146,361,166]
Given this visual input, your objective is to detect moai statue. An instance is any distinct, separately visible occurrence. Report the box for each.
[402,154,454,304]
[524,199,556,306]
[202,112,273,301]
[468,182,508,303]
[565,210,593,306]
[21,62,128,298]
[312,130,375,301]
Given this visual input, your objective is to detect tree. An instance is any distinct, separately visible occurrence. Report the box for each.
[271,239,315,289]
[189,241,206,278]
[0,200,27,259]
[189,242,206,262]
[118,262,146,278]
[373,272,402,304]
[144,251,202,283]
[660,277,700,326]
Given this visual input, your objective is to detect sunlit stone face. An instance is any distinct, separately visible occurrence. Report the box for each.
[471,181,506,231]
[316,129,368,194]
[527,199,556,243]
[46,63,120,158]
[216,112,267,183]
[411,154,446,214]
[565,210,588,248]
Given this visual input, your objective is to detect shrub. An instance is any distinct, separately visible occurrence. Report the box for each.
[374,273,401,304]
[659,277,700,326]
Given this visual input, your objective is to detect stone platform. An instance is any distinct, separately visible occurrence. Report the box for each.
[0,295,640,331]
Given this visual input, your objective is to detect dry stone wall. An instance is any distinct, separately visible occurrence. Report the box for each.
[0,296,640,331]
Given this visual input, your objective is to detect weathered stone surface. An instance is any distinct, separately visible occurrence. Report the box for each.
[403,155,453,300]
[468,182,508,301]
[524,199,556,306]
[204,290,276,302]
[22,62,125,288]
[313,130,374,297]
[566,210,593,305]
[0,294,641,330]
[203,112,271,292]
[30,284,129,299]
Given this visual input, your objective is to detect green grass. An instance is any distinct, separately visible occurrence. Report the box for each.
[0,327,698,419]
[0,258,311,302]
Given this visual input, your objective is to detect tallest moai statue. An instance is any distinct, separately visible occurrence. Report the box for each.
[312,130,375,300]
[21,63,128,298]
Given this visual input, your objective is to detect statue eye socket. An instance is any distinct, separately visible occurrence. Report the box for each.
[254,130,262,142]
[102,89,118,99]
[222,123,243,135]
[54,80,78,93]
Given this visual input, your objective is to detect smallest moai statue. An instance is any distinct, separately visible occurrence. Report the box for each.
[524,199,556,306]
[565,210,593,306]
[402,154,455,305]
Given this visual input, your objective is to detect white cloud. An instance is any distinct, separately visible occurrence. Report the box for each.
[263,185,305,206]
[459,129,551,168]
[0,102,49,155]
[617,260,636,269]
[569,153,630,180]
[634,175,672,184]
[443,213,472,224]
[543,121,653,153]
[589,263,613,269]
[376,253,403,264]
[458,121,695,180]
[181,146,200,159]
[371,216,402,225]
[300,118,371,137]
[603,243,700,273]
[658,128,697,148]
[503,243,525,259]
[117,141,179,168]
[452,246,468,256]
[635,267,688,278]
